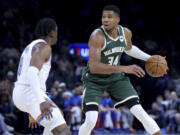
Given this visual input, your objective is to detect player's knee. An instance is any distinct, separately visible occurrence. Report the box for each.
[84,111,98,129]
[85,119,97,129]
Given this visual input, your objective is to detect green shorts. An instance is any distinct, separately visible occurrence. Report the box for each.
[82,76,138,111]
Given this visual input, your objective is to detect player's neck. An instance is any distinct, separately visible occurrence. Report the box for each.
[44,37,53,46]
[106,26,119,38]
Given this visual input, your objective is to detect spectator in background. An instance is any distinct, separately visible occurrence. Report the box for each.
[70,85,82,107]
[173,113,180,133]
[0,113,13,135]
[1,42,20,60]
[0,91,16,134]
[0,80,13,96]
[156,95,165,112]
[59,82,70,92]
[63,92,72,126]
[63,91,72,110]
[2,59,17,80]
[6,71,15,83]
[166,91,179,132]
[49,87,57,99]
[147,102,164,128]
[71,105,82,131]
[59,39,70,55]
[52,89,64,109]
[70,84,83,131]
[163,89,171,111]
[99,91,114,129]
[168,68,180,96]
[0,56,8,79]
[53,80,60,91]
[75,56,86,83]
[58,54,73,77]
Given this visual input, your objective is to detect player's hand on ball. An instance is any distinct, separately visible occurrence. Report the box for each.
[28,114,37,129]
[125,65,145,77]
[40,102,55,120]
[145,55,168,77]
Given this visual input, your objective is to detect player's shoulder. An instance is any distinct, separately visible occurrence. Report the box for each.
[38,42,51,52]
[90,28,104,41]
[91,28,104,37]
[89,29,105,47]
[32,41,51,56]
[122,26,132,37]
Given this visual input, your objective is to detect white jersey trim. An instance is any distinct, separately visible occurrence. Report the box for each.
[102,25,120,41]
[101,36,106,51]
[86,102,99,106]
[114,95,138,107]
[121,26,127,46]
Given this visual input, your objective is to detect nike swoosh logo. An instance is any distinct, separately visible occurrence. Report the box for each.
[107,41,112,44]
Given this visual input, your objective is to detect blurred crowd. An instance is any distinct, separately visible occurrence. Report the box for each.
[0,0,180,135]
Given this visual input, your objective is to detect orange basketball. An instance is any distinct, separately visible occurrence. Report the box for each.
[145,55,168,77]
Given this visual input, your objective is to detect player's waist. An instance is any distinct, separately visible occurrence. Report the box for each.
[90,72,125,77]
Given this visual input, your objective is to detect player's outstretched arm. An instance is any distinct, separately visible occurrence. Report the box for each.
[27,43,53,120]
[88,29,145,77]
[124,27,151,61]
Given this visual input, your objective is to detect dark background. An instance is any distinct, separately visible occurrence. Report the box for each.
[0,0,180,134]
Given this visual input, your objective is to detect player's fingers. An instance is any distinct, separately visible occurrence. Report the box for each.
[45,112,50,120]
[135,66,145,76]
[134,67,144,77]
[132,70,141,77]
[135,70,144,77]
[137,69,145,77]
[49,111,53,118]
[46,110,52,120]
[31,123,34,129]
[34,123,37,128]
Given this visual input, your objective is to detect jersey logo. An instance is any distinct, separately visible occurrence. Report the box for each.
[104,47,125,56]
[119,36,124,42]
[107,41,112,44]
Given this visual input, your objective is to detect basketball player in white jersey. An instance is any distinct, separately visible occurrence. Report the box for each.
[12,18,71,135]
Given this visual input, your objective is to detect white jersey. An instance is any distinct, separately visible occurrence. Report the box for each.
[16,39,51,92]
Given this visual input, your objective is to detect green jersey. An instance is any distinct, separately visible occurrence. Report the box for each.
[82,25,127,84]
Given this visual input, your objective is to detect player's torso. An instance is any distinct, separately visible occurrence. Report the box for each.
[16,39,51,91]
[100,25,126,66]
[82,25,127,84]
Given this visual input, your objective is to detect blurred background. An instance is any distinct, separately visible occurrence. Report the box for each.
[0,0,180,134]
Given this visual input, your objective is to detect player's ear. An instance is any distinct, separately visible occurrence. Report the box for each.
[49,30,55,38]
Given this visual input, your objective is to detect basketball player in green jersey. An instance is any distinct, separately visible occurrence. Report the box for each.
[79,5,162,135]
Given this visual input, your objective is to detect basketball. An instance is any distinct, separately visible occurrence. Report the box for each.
[145,55,168,77]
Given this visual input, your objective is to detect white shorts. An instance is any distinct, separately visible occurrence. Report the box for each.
[12,83,66,131]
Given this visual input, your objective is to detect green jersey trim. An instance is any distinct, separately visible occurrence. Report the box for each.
[102,25,120,41]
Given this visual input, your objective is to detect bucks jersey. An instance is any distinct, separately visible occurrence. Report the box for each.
[82,25,127,84]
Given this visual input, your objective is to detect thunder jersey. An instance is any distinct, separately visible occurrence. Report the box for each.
[15,39,51,92]
[82,25,127,84]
